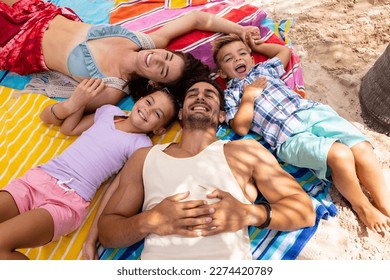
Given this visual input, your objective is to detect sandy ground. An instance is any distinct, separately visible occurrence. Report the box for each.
[247,0,390,259]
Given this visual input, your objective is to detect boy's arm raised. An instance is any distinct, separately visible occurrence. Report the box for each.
[230,77,267,136]
[248,38,291,69]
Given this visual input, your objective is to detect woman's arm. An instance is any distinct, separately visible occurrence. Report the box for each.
[149,10,260,48]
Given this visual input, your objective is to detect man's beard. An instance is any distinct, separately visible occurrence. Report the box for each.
[182,113,218,130]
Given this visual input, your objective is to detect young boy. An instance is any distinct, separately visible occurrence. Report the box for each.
[212,34,390,233]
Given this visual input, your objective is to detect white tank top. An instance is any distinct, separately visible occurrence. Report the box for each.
[141,140,252,259]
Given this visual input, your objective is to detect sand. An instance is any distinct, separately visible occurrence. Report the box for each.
[247,0,390,259]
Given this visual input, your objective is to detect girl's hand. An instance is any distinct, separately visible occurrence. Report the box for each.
[69,78,106,110]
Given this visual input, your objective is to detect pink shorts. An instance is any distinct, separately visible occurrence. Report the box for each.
[2,168,89,241]
[0,0,81,75]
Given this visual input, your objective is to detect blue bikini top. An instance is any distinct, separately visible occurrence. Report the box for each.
[67,25,151,78]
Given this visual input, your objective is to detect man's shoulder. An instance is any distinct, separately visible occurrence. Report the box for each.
[225,138,263,150]
[134,145,153,157]
[225,139,275,165]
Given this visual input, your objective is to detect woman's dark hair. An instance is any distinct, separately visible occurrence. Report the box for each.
[126,51,210,102]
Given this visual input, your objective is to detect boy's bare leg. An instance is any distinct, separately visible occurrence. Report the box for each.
[351,141,390,216]
[327,142,390,233]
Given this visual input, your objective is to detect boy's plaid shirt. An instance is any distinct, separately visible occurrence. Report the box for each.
[224,57,318,149]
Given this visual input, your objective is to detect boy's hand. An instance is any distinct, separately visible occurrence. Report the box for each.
[239,26,260,46]
[68,78,106,110]
[242,77,267,101]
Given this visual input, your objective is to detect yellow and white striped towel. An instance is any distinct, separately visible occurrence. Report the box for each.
[0,85,182,259]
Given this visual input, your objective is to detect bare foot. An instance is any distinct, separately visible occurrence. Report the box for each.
[376,203,390,219]
[352,203,390,233]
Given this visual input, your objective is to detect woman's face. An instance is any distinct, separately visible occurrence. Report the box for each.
[135,49,185,84]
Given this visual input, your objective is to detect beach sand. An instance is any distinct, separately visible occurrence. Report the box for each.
[248,0,390,259]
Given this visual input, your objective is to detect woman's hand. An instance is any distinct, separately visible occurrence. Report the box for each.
[69,78,106,111]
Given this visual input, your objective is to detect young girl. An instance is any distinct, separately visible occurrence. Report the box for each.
[0,78,179,260]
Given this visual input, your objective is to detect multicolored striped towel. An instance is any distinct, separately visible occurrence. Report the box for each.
[165,0,211,9]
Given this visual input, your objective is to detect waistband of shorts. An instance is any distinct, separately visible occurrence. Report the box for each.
[57,178,75,192]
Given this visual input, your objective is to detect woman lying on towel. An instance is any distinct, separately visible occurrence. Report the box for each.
[0,0,259,113]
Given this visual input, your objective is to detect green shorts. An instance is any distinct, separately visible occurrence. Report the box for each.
[276,105,369,179]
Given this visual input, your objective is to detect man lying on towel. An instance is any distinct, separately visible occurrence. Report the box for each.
[98,76,315,260]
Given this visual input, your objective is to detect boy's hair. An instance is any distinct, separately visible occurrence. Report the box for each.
[181,76,225,111]
[211,34,245,68]
[128,51,210,102]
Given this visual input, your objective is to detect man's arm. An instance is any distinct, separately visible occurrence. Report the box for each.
[200,140,315,236]
[98,147,152,248]
[236,139,315,230]
[98,147,215,248]
[82,173,121,260]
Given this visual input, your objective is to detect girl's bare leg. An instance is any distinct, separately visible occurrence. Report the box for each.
[0,208,54,259]
[0,191,20,223]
